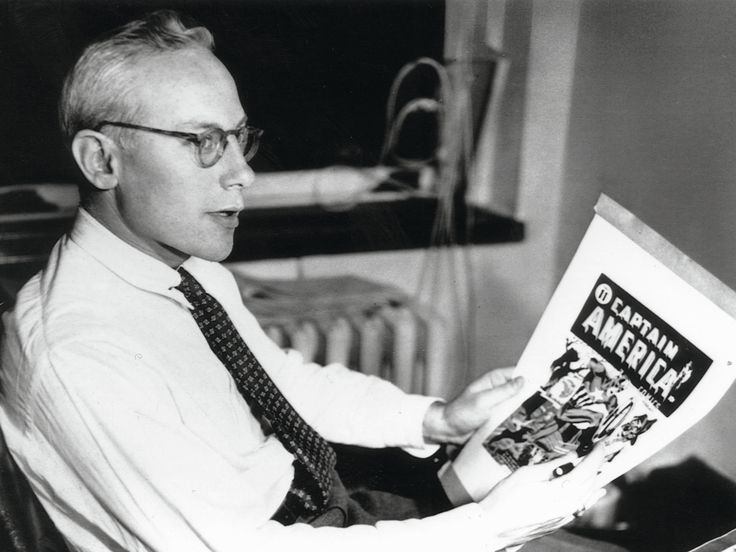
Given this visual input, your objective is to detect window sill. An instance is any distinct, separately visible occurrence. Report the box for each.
[0,197,524,284]
[230,196,523,260]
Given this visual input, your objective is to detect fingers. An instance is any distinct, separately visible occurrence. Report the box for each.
[487,367,518,386]
[518,452,579,481]
[515,444,607,494]
[547,447,608,519]
[477,376,524,404]
[466,367,518,393]
[468,377,525,429]
[481,446,609,546]
[557,443,607,484]
[498,515,572,547]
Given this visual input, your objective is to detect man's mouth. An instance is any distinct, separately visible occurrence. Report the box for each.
[208,209,241,228]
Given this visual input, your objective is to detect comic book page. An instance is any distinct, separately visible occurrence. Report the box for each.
[440,195,736,506]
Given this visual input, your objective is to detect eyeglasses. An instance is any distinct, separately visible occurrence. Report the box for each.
[95,120,264,168]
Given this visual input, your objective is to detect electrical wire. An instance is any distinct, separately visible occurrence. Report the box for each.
[380,56,451,165]
[377,50,513,392]
[382,98,443,169]
[379,56,473,390]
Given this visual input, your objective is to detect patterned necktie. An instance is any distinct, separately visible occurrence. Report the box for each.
[176,267,336,517]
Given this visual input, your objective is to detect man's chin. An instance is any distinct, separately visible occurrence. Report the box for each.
[164,233,235,264]
[195,241,235,263]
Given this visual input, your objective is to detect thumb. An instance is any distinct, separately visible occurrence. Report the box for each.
[466,367,518,393]
[476,376,524,406]
[473,376,525,427]
[452,376,526,440]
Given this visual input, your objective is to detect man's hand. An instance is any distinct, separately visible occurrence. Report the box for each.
[480,444,608,547]
[422,367,524,444]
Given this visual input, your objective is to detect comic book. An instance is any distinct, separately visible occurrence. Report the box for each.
[440,194,736,506]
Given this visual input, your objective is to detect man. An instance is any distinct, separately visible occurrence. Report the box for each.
[0,11,611,552]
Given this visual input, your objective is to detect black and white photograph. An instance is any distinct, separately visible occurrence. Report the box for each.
[3,1,736,552]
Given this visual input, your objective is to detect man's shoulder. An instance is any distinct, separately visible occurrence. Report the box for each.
[4,264,151,413]
[10,240,130,350]
[1,249,125,424]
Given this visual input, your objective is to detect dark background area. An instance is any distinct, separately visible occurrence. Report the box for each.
[0,0,444,187]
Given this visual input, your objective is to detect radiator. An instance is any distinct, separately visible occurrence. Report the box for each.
[232,272,450,396]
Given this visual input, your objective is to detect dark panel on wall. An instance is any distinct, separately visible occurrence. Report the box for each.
[0,0,444,186]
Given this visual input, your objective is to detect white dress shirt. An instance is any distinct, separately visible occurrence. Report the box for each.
[0,209,490,552]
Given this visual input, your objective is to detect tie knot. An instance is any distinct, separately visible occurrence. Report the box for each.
[176,267,207,305]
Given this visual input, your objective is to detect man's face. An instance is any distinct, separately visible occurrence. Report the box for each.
[105,48,254,266]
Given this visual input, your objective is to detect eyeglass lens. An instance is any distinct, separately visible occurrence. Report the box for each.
[196,127,260,168]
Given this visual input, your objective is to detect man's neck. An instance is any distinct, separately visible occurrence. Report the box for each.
[82,201,187,268]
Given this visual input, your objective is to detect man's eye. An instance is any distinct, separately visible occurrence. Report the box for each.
[198,131,220,153]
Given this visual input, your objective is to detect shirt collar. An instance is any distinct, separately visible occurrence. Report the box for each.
[69,208,186,299]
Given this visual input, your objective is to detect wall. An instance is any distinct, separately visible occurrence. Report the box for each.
[560,0,736,287]
[459,0,583,372]
[558,0,736,481]
[456,0,736,480]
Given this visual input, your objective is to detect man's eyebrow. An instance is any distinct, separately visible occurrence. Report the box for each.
[178,117,248,130]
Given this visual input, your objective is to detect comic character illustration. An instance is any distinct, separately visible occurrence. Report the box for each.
[603,413,657,462]
[520,340,583,415]
[485,354,637,468]
[519,363,622,458]
[620,414,656,443]
[547,340,582,384]
[558,365,628,454]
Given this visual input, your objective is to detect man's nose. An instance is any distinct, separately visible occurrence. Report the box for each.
[220,135,255,189]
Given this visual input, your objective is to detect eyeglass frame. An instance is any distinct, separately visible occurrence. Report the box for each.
[94,120,264,168]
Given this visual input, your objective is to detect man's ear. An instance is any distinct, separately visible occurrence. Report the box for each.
[71,130,121,191]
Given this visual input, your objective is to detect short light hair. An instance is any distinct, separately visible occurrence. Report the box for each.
[59,10,214,143]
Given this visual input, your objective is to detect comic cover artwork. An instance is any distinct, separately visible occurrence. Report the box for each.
[483,273,713,471]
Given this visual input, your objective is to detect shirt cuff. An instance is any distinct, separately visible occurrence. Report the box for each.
[397,394,444,458]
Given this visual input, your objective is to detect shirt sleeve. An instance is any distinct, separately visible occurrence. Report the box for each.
[230,304,439,452]
[213,264,441,453]
[34,339,501,552]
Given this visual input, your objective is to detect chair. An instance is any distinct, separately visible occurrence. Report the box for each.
[0,428,69,552]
